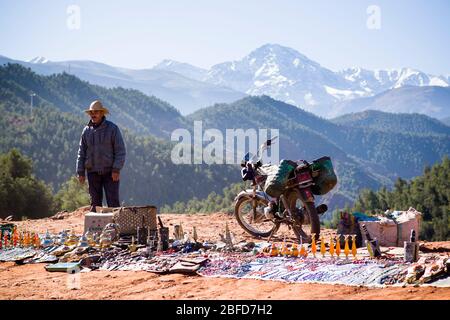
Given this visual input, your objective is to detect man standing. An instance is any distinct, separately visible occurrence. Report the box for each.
[77,100,126,211]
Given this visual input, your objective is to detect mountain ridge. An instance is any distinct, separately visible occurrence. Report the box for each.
[3,43,448,118]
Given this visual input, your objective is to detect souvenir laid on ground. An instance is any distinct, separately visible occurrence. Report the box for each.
[45,262,81,273]
[0,247,37,262]
[84,212,114,234]
[168,257,209,274]
[1,223,449,289]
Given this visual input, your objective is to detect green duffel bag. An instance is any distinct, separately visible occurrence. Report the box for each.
[311,156,337,195]
[264,159,297,197]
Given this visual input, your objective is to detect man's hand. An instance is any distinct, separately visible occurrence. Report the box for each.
[78,175,85,184]
[112,171,120,182]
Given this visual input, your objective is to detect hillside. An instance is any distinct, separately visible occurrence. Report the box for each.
[0,63,187,138]
[332,110,450,136]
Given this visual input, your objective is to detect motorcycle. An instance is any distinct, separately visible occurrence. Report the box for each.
[234,137,335,243]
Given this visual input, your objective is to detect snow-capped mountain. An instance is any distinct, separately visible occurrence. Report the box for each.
[2,44,448,118]
[339,67,449,93]
[204,43,357,109]
[153,59,208,82]
[201,44,449,116]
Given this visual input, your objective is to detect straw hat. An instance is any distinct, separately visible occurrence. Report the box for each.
[84,100,109,115]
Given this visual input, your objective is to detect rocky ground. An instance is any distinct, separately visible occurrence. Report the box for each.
[0,208,449,300]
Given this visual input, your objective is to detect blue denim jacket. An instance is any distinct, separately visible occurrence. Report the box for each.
[76,118,126,175]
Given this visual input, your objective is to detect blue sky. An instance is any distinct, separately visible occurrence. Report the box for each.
[0,0,449,74]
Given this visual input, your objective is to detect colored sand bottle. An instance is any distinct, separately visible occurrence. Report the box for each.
[13,228,19,247]
[351,235,357,259]
[344,235,350,259]
[320,236,326,257]
[33,233,41,248]
[311,233,317,258]
[299,236,307,257]
[4,233,9,248]
[336,235,341,257]
[329,236,335,257]
[24,232,30,247]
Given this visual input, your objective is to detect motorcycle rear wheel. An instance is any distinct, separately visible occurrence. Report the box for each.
[234,196,279,238]
[286,188,320,243]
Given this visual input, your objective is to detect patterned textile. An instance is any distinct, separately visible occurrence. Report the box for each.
[198,254,412,287]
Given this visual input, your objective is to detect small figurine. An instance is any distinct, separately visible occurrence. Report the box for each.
[77,233,89,248]
[42,230,54,247]
[128,236,137,252]
[66,230,78,246]
[269,243,279,257]
[59,230,68,245]
[291,243,299,257]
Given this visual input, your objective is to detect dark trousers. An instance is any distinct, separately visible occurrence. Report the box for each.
[87,171,120,211]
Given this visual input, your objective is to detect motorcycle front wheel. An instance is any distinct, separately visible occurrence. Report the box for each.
[234,196,279,238]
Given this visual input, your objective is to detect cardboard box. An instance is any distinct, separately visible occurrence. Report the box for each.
[358,207,422,247]
[84,212,114,234]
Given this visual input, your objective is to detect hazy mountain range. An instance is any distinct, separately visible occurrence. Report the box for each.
[0,55,245,115]
[1,43,449,118]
